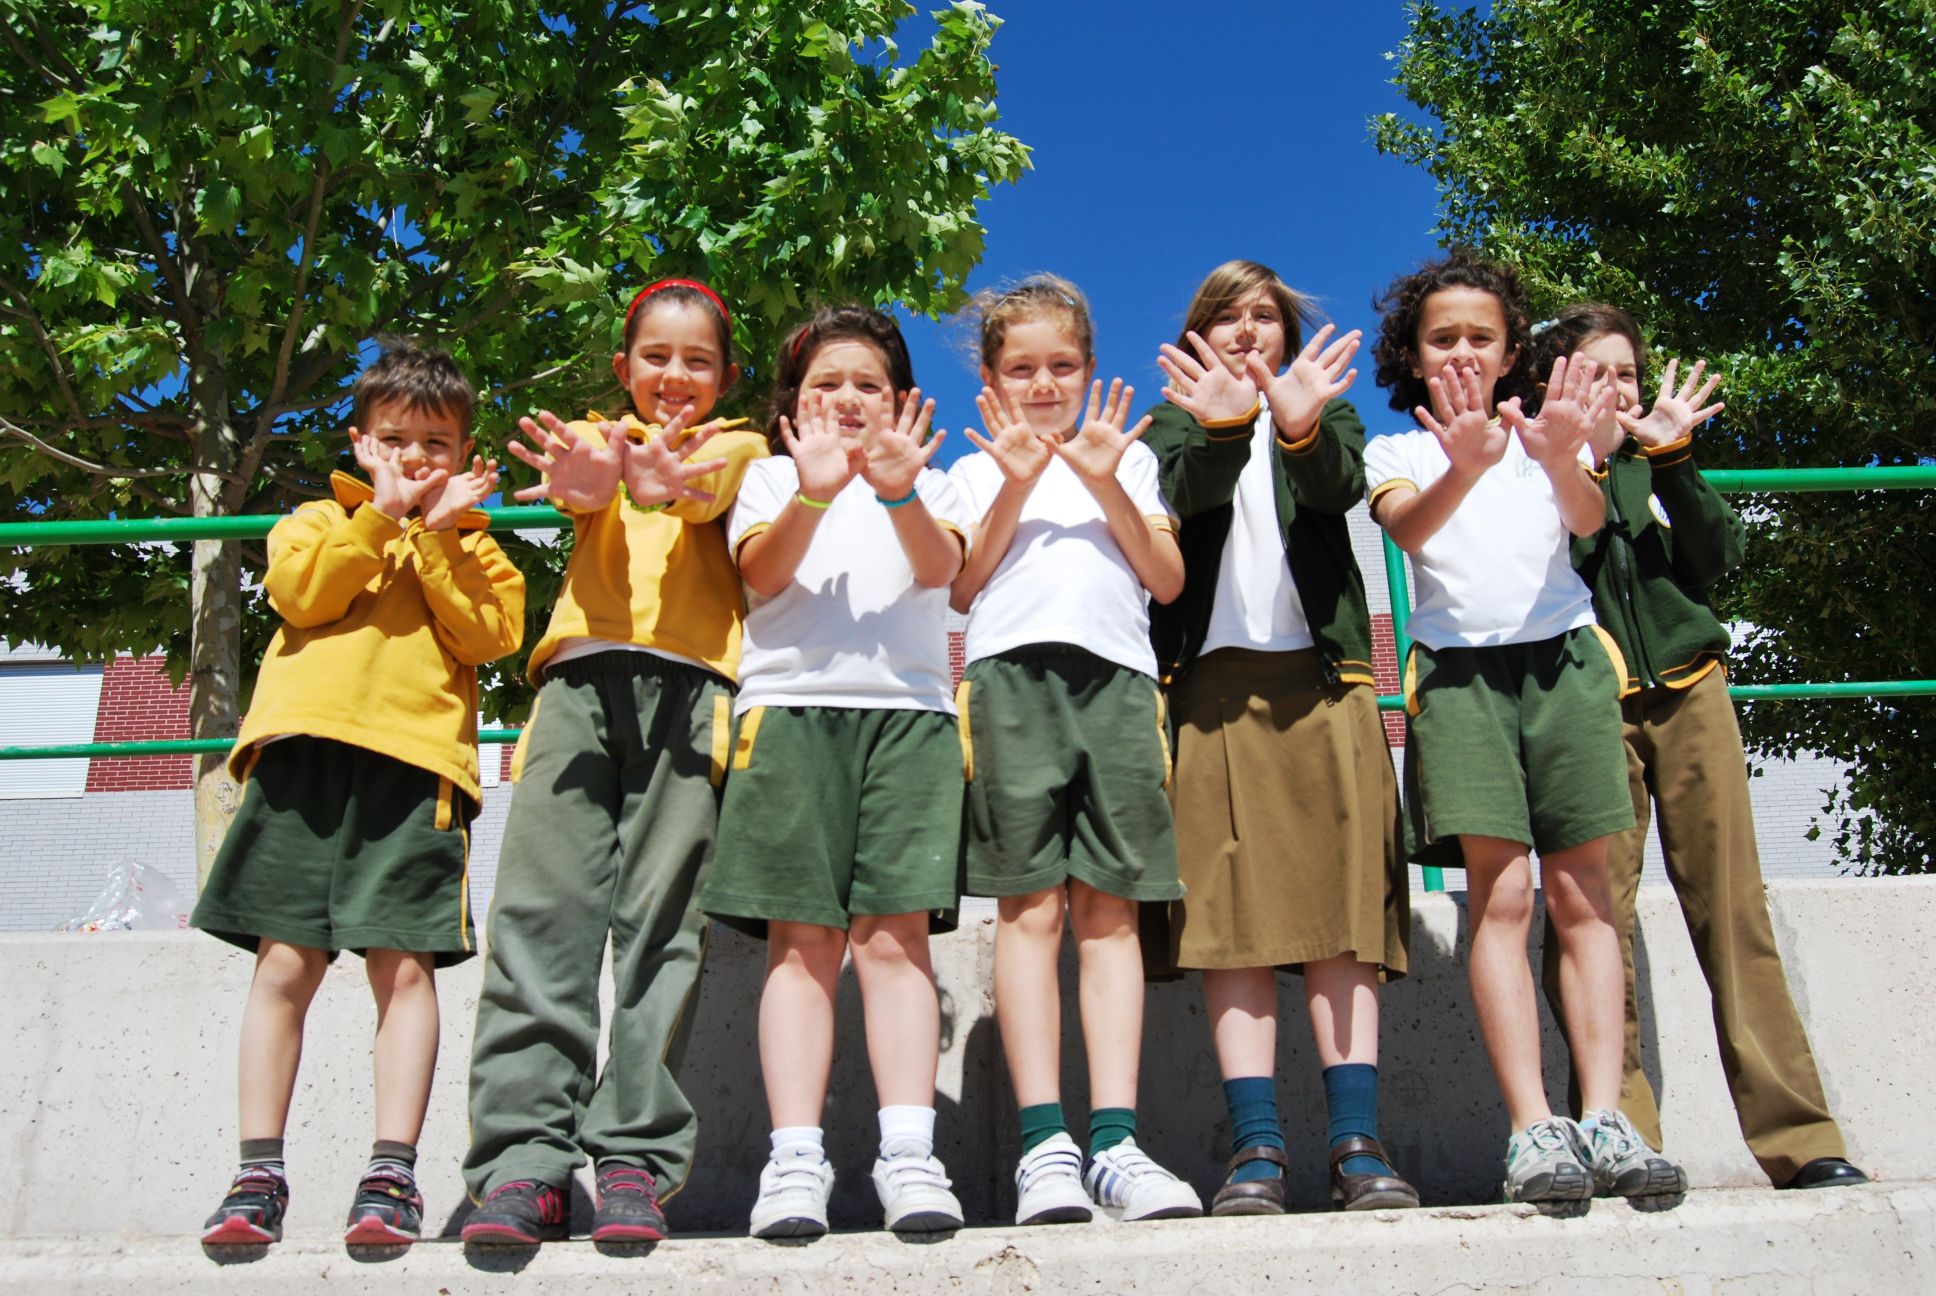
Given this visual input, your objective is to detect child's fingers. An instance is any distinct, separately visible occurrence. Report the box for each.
[962,425,994,455]
[511,481,554,502]
[1101,377,1126,427]
[1414,403,1447,439]
[1657,357,1681,402]
[912,426,946,465]
[677,456,730,481]
[1123,413,1154,444]
[677,421,719,460]
[1084,379,1104,428]
[777,416,802,455]
[1317,327,1361,368]
[908,396,937,445]
[1690,400,1726,426]
[1334,366,1359,394]
[1299,322,1337,363]
[1157,344,1203,384]
[1242,350,1276,393]
[1184,330,1220,372]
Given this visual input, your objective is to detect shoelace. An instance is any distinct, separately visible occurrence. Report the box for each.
[1588,1115,1642,1161]
[1017,1143,1083,1192]
[1523,1120,1576,1157]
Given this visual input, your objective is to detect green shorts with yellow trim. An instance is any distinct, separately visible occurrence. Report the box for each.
[1402,625,1634,868]
[700,705,964,938]
[192,735,477,965]
[960,645,1181,901]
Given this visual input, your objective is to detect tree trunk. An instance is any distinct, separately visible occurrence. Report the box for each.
[188,369,242,892]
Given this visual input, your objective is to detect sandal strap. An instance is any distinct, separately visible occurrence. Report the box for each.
[1328,1135,1393,1168]
[1225,1143,1289,1172]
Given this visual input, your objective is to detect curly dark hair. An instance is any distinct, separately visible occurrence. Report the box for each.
[353,339,474,434]
[764,305,916,453]
[1527,302,1648,415]
[1371,247,1536,414]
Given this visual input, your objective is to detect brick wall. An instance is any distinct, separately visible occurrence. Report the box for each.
[83,656,192,792]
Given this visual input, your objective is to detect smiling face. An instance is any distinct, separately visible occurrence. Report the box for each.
[611,300,737,426]
[1576,330,1643,415]
[359,398,470,479]
[982,317,1095,438]
[1413,286,1518,409]
[796,337,896,434]
[1201,285,1288,378]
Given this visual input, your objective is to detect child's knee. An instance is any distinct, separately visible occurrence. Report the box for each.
[848,914,929,969]
[998,888,1066,940]
[253,939,330,998]
[1067,880,1135,938]
[366,948,437,995]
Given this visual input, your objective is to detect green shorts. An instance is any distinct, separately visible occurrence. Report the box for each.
[1403,625,1634,867]
[191,735,476,965]
[960,645,1181,901]
[700,706,964,938]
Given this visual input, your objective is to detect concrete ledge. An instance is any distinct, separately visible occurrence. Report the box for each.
[3,1184,1931,1294]
[4,879,1933,1239]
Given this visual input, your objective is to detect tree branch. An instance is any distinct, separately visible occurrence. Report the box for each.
[0,415,186,479]
[0,276,90,428]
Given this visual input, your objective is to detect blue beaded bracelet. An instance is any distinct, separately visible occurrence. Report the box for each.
[876,486,919,509]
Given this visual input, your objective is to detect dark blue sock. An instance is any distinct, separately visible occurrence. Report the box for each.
[1223,1077,1284,1184]
[1323,1063,1394,1177]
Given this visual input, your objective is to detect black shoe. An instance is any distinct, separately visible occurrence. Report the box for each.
[591,1162,668,1243]
[202,1168,289,1246]
[1780,1157,1870,1190]
[344,1166,424,1245]
[461,1179,570,1244]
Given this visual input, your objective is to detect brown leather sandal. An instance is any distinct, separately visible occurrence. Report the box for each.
[1210,1144,1288,1216]
[1328,1136,1420,1211]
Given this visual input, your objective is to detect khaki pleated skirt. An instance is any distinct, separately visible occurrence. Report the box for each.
[1144,647,1409,978]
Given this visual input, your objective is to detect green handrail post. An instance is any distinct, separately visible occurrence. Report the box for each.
[1381,534,1443,892]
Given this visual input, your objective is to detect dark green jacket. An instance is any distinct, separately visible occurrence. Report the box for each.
[1143,397,1376,688]
[1570,434,1745,693]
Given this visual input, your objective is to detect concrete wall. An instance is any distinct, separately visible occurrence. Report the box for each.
[4,879,1929,1239]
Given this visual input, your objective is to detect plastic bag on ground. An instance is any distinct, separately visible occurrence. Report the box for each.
[57,859,192,932]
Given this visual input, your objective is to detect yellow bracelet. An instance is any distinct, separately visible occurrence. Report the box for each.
[796,491,833,510]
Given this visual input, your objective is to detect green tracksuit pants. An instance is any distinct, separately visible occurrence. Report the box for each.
[464,651,730,1198]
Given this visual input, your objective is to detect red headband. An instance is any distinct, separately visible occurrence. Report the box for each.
[624,278,730,329]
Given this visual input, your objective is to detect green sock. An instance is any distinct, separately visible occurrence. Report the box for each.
[1018,1103,1067,1155]
[1088,1107,1137,1158]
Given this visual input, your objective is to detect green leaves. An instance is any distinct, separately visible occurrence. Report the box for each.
[1383,0,1936,872]
[2,0,1027,727]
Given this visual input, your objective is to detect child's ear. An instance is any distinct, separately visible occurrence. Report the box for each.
[722,362,741,394]
[611,350,628,387]
[978,364,995,388]
[1083,356,1097,386]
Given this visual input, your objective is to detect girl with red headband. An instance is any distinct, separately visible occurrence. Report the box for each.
[461,279,769,1245]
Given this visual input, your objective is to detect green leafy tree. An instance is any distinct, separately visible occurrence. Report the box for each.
[0,0,1029,879]
[1375,0,1935,872]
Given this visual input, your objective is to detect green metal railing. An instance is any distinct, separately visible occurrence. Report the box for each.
[3,464,1931,893]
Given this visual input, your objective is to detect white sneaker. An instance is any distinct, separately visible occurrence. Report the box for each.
[1014,1132,1094,1225]
[872,1141,964,1233]
[749,1149,835,1240]
[1084,1137,1204,1221]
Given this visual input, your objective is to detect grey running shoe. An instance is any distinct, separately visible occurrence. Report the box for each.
[1581,1109,1687,1198]
[1502,1117,1593,1203]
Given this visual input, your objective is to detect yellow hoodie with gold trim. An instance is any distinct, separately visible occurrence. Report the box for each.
[230,472,527,803]
[525,413,768,684]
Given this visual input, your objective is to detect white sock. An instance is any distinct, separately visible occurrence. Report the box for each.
[878,1105,936,1158]
[770,1126,825,1161]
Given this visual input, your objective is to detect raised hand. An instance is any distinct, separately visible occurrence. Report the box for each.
[1158,330,1259,425]
[422,454,501,531]
[962,385,1054,486]
[620,409,730,508]
[351,428,448,521]
[1055,378,1153,485]
[1244,324,1360,439]
[1616,357,1725,449]
[1416,363,1508,479]
[859,386,944,501]
[505,410,623,512]
[778,389,865,504]
[1500,352,1616,472]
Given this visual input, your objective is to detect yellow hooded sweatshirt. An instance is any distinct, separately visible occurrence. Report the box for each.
[524,413,768,684]
[230,472,527,805]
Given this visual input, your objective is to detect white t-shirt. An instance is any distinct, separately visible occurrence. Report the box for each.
[949,443,1176,677]
[1200,402,1315,655]
[727,458,970,714]
[1363,426,1597,650]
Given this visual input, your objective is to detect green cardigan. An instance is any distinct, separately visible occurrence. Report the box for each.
[1571,433,1745,693]
[1142,397,1377,688]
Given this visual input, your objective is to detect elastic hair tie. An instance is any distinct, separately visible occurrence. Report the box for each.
[1530,317,1558,337]
[625,278,731,329]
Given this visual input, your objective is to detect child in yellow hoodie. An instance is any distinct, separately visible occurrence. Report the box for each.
[461,279,768,1245]
[197,342,526,1249]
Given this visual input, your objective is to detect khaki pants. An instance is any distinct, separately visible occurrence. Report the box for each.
[1542,667,1846,1183]
[464,652,729,1199]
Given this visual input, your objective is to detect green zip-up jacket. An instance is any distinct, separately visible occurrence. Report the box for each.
[1570,433,1746,694]
[1143,397,1377,688]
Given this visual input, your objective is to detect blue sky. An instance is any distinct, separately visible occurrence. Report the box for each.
[892,2,1449,467]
